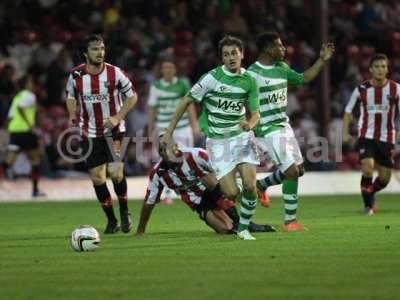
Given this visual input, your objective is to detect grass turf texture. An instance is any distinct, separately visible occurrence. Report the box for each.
[0,195,399,300]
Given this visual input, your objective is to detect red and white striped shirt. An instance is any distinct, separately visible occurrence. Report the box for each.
[144,147,213,209]
[66,63,135,138]
[345,80,400,144]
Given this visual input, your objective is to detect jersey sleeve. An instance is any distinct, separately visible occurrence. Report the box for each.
[286,68,305,87]
[187,73,213,103]
[345,87,360,114]
[116,68,135,98]
[65,73,75,99]
[144,167,165,205]
[194,149,213,174]
[18,93,36,108]
[147,85,158,107]
[247,75,260,112]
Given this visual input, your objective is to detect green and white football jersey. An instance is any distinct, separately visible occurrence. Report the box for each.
[148,78,190,132]
[247,61,305,137]
[187,65,259,139]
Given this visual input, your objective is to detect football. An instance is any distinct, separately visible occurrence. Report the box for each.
[70,225,101,252]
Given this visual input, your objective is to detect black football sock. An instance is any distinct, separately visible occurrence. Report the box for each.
[361,175,373,208]
[257,169,285,190]
[31,165,40,194]
[113,177,128,214]
[372,177,388,194]
[225,206,240,229]
[94,183,117,222]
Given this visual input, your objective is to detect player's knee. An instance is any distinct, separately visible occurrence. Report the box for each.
[224,188,240,200]
[107,163,124,182]
[379,174,391,186]
[298,165,305,177]
[284,165,299,180]
[90,172,106,185]
[242,181,257,194]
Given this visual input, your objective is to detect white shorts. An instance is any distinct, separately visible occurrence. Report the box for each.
[173,126,194,148]
[206,131,260,180]
[257,125,303,172]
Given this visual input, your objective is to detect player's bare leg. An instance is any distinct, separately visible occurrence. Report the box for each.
[1,150,18,178]
[205,210,233,234]
[90,164,119,233]
[108,161,132,233]
[26,148,44,197]
[360,158,375,215]
[370,164,392,212]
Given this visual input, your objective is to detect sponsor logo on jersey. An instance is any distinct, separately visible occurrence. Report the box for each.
[217,99,244,112]
[263,89,287,104]
[366,104,390,112]
[82,94,109,103]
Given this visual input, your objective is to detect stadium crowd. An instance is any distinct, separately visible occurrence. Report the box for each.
[0,0,399,177]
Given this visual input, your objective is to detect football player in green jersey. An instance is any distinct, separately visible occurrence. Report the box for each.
[247,31,334,231]
[161,36,261,240]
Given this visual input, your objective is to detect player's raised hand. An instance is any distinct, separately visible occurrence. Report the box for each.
[320,43,335,61]
[104,115,120,129]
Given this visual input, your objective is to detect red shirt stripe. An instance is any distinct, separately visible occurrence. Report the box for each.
[360,88,368,138]
[187,153,205,178]
[75,76,89,136]
[373,86,382,141]
[90,74,103,137]
[387,81,396,144]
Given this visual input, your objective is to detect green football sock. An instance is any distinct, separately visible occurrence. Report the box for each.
[238,191,257,231]
[282,179,298,224]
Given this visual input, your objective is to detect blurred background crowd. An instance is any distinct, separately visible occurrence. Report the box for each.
[1,0,400,178]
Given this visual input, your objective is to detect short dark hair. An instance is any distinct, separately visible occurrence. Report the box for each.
[256,31,280,52]
[218,35,243,57]
[369,53,389,67]
[160,57,176,66]
[82,34,104,54]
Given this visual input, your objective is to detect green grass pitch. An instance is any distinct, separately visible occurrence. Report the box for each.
[0,194,399,300]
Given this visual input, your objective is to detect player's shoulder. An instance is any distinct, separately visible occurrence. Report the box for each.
[69,64,86,78]
[181,147,209,161]
[275,61,290,69]
[358,80,372,91]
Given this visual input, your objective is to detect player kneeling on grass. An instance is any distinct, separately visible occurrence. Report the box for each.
[136,141,276,235]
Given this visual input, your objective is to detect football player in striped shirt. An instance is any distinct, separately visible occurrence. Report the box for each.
[136,140,276,235]
[343,54,400,215]
[66,35,137,234]
[247,31,334,231]
[161,36,261,240]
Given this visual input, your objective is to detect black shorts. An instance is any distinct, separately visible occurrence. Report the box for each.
[8,132,39,151]
[80,133,124,170]
[195,189,218,221]
[357,138,394,168]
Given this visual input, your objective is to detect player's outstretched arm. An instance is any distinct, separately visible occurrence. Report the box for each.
[105,93,138,129]
[188,103,200,136]
[161,96,192,146]
[136,202,155,236]
[342,112,353,144]
[303,43,335,83]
